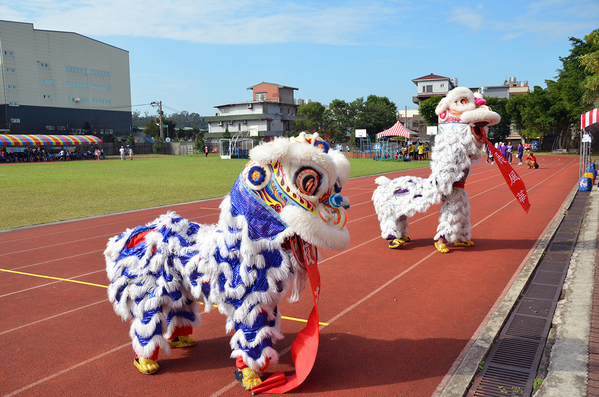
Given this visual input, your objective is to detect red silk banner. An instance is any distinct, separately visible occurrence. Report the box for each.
[480,127,531,213]
[257,239,321,394]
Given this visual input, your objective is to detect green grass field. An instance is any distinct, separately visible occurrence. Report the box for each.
[0,154,431,230]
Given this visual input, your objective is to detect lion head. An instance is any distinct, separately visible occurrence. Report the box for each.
[223,133,351,252]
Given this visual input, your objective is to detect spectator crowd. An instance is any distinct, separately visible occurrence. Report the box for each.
[0,147,104,163]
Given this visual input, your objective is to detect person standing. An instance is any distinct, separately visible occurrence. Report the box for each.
[119,146,125,161]
[418,141,425,160]
[517,143,524,165]
[506,142,513,164]
[129,146,133,160]
[205,145,209,157]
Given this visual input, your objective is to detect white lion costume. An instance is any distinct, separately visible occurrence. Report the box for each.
[104,133,350,390]
[371,87,500,253]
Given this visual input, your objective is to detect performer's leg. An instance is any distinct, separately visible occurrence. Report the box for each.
[434,190,473,252]
[231,310,281,390]
[165,298,199,348]
[129,296,169,375]
[388,215,410,249]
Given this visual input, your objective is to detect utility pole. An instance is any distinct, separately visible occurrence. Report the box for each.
[150,101,164,140]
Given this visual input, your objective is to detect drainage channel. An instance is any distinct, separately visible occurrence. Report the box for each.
[466,190,591,397]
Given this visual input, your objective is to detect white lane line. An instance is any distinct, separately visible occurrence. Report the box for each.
[3,343,131,397]
[0,300,106,336]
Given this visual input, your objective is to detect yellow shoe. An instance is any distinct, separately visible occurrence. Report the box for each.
[234,367,263,390]
[435,242,449,253]
[454,240,474,247]
[168,335,196,348]
[134,358,159,375]
[388,236,410,249]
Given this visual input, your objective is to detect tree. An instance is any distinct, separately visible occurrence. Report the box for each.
[580,29,599,108]
[324,99,358,143]
[356,95,397,140]
[143,119,160,139]
[418,96,443,126]
[292,102,326,133]
[518,86,554,142]
[484,97,511,141]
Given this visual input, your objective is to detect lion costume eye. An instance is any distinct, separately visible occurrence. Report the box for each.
[244,164,271,190]
[294,167,321,196]
[459,98,468,105]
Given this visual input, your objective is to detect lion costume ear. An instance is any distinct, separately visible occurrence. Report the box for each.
[435,97,449,115]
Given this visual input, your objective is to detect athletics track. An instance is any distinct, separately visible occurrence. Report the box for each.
[0,155,580,397]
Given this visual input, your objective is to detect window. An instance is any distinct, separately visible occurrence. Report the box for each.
[7,84,17,89]
[426,85,433,93]
[4,50,14,56]
[6,67,15,72]
[10,118,20,123]
[43,94,52,99]
[66,66,86,73]
[42,79,54,84]
[92,98,111,104]
[256,92,266,101]
[91,84,110,90]
[90,70,110,76]
[8,102,19,106]
[67,82,88,88]
[40,63,49,68]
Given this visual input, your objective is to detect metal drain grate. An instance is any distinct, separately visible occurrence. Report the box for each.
[467,190,590,396]
[504,315,549,341]
[471,366,529,396]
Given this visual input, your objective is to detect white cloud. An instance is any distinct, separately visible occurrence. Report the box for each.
[448,4,486,31]
[448,0,599,41]
[4,0,406,45]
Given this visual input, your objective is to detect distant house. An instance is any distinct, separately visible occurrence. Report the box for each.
[471,77,530,99]
[204,82,299,144]
[411,73,459,105]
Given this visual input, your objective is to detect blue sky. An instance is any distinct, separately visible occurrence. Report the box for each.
[3,0,598,117]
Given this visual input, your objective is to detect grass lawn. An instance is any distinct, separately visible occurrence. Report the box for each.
[0,153,431,230]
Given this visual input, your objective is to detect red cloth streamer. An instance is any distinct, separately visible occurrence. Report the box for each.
[257,238,321,394]
[479,126,531,213]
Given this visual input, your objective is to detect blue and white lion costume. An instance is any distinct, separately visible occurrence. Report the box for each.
[104,133,350,390]
[372,87,500,253]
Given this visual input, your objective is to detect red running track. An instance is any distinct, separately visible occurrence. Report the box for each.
[0,155,579,397]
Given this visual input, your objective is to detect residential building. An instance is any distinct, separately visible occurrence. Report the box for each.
[411,73,459,105]
[204,82,299,143]
[0,20,132,135]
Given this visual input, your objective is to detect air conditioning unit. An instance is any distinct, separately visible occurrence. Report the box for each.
[74,97,81,102]
[217,121,223,126]
[229,120,234,124]
[247,103,253,109]
[243,120,247,124]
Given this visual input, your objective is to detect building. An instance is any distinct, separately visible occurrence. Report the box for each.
[204,82,299,141]
[472,77,530,99]
[0,20,132,135]
[411,73,459,105]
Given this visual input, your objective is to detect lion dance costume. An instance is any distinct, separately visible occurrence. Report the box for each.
[372,87,501,253]
[104,133,350,391]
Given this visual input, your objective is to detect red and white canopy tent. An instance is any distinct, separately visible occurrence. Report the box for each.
[580,107,599,177]
[582,108,599,133]
[376,121,419,139]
